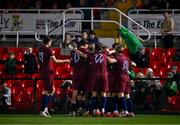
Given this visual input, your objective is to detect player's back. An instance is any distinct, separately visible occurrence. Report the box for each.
[87,51,108,74]
[115,54,129,77]
[38,46,53,74]
[71,47,88,74]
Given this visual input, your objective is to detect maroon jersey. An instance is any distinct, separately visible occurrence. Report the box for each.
[71,48,88,91]
[38,46,53,75]
[87,51,109,92]
[71,48,88,75]
[87,51,108,74]
[114,54,130,93]
[115,54,130,80]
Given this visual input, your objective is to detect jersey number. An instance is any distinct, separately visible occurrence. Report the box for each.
[123,61,129,72]
[95,54,104,64]
[74,53,80,63]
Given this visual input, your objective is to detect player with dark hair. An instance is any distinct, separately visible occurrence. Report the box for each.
[38,36,70,117]
[114,44,134,117]
[69,40,89,116]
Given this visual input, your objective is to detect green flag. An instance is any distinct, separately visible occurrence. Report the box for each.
[119,26,143,54]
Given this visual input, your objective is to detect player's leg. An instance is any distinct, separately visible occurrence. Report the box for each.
[125,94,134,117]
[111,93,119,117]
[69,90,78,116]
[40,91,51,117]
[100,74,109,115]
[76,92,85,116]
[40,75,54,117]
[105,92,111,116]
[125,82,134,117]
[91,91,99,115]
[118,92,128,116]
[100,92,107,115]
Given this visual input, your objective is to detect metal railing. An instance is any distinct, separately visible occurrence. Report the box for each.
[62,7,151,43]
[0,31,42,47]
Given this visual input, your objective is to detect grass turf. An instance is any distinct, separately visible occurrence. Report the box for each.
[0,114,180,124]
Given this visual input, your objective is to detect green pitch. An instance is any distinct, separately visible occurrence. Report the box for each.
[0,114,180,124]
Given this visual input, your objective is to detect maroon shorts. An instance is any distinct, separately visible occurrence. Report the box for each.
[91,73,108,92]
[41,73,54,93]
[108,72,116,93]
[84,69,95,92]
[72,73,88,92]
[115,75,131,94]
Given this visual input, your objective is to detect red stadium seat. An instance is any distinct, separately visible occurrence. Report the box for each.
[16,64,25,73]
[52,48,61,58]
[133,67,143,73]
[13,94,26,111]
[151,61,163,69]
[26,87,34,96]
[168,96,180,110]
[8,48,22,56]
[2,53,9,61]
[167,62,179,71]
[52,62,59,70]
[54,80,63,88]
[16,53,24,62]
[0,48,7,54]
[36,80,45,99]
[32,48,38,56]
[25,87,34,110]
[32,73,40,79]
[150,48,166,63]
[0,48,7,60]
[159,68,168,78]
[151,61,164,76]
[12,87,23,104]
[14,94,24,103]
[167,48,176,57]
[55,87,61,95]
[55,66,64,78]
[7,80,19,87]
[16,73,30,78]
[22,80,34,88]
[36,80,44,89]
[21,48,28,54]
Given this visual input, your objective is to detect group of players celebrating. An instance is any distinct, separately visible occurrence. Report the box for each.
[38,34,134,118]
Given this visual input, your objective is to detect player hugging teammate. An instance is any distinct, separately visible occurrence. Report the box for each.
[68,39,135,117]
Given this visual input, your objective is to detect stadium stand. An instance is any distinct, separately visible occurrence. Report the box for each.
[0,47,179,112]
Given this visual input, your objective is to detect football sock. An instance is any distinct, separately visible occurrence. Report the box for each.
[105,97,111,113]
[126,98,133,113]
[91,97,97,111]
[112,96,118,112]
[41,95,49,111]
[119,97,127,112]
[101,97,107,113]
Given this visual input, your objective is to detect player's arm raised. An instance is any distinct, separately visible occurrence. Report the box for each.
[51,55,71,63]
[107,57,117,64]
[107,49,115,55]
[74,48,87,58]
